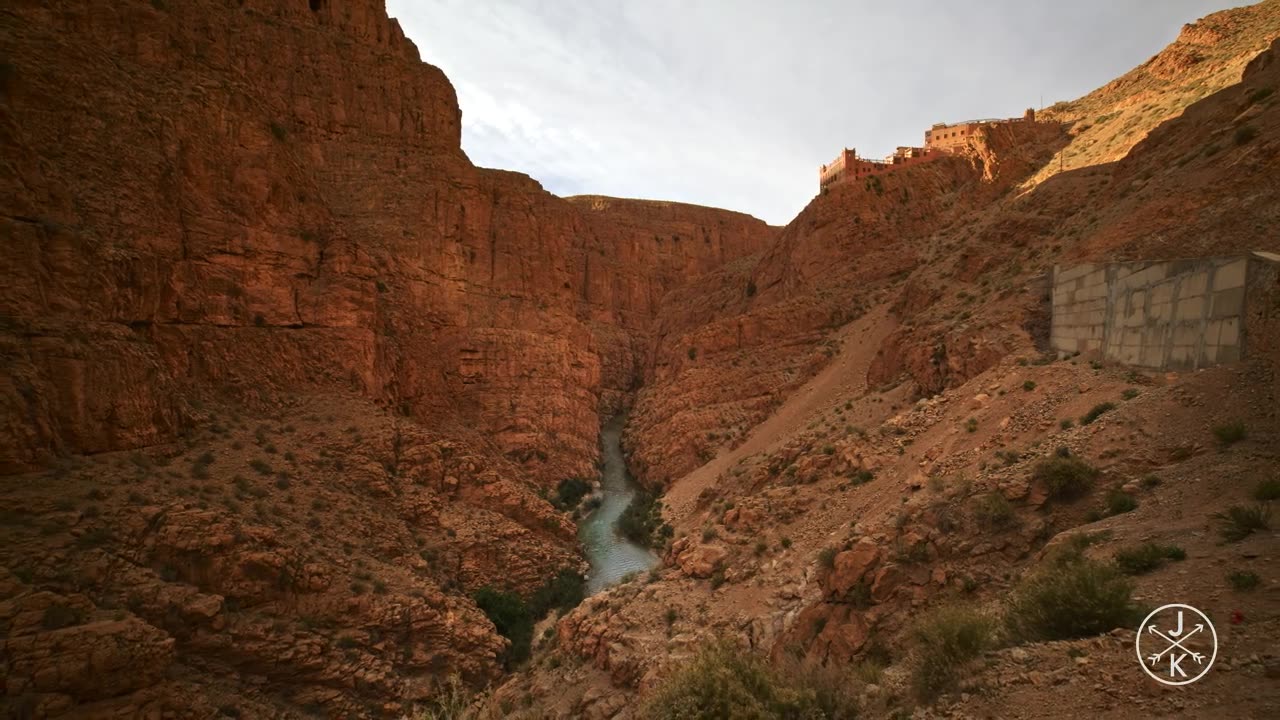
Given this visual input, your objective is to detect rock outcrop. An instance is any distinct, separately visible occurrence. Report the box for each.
[5,0,1280,718]
[0,0,775,485]
[0,1,774,716]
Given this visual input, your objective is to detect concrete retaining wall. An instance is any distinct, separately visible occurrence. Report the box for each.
[1051,252,1279,371]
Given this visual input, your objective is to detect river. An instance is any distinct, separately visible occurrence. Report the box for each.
[578,415,660,595]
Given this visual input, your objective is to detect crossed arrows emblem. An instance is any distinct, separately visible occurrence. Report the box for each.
[1137,604,1216,685]
[1146,611,1206,676]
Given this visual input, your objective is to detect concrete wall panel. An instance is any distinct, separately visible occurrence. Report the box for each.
[1050,254,1273,371]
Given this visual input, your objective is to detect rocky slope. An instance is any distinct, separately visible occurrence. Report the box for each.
[624,7,1280,487]
[0,0,776,484]
[3,0,1280,718]
[0,0,775,716]
[483,5,1280,719]
[1034,0,1280,184]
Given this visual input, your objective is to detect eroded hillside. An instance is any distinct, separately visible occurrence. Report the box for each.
[0,0,775,716]
[2,0,1279,719]
[484,5,1280,719]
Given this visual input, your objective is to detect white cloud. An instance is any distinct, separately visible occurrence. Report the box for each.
[387,0,1231,225]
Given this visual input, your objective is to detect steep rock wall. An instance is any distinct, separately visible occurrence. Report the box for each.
[0,0,775,484]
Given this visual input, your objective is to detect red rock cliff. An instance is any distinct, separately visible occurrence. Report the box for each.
[0,0,774,716]
[0,0,775,484]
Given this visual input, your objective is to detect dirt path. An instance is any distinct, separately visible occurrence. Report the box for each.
[664,306,897,522]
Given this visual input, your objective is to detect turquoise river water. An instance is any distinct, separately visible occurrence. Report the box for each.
[578,416,660,594]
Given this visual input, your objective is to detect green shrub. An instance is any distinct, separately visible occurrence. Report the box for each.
[1080,402,1116,425]
[1022,380,1036,392]
[687,347,697,361]
[1121,388,1140,400]
[972,492,1016,530]
[1226,570,1260,591]
[1248,86,1276,103]
[1247,86,1275,104]
[846,580,873,609]
[853,658,886,686]
[75,527,113,549]
[1105,489,1137,516]
[618,489,673,548]
[1234,125,1258,145]
[1045,531,1106,566]
[964,417,978,433]
[994,449,1021,466]
[1005,559,1136,641]
[1212,421,1247,445]
[248,459,272,476]
[641,641,858,719]
[1213,504,1271,542]
[1113,543,1185,575]
[817,546,839,570]
[896,540,930,564]
[528,567,585,618]
[473,587,534,666]
[42,604,84,630]
[1254,479,1280,501]
[710,567,727,589]
[475,567,585,667]
[910,605,995,701]
[1059,419,1073,430]
[553,477,591,510]
[1031,455,1099,501]
[418,675,473,720]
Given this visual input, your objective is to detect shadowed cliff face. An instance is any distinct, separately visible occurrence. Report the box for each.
[3,0,1279,718]
[0,0,776,485]
[621,16,1280,486]
[624,118,1071,485]
[483,11,1280,720]
[0,0,774,716]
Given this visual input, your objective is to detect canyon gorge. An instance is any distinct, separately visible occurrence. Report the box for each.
[2,1,1280,718]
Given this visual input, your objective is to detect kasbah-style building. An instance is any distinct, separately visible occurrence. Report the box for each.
[818,108,1038,189]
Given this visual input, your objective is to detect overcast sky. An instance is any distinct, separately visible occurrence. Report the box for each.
[386,0,1241,225]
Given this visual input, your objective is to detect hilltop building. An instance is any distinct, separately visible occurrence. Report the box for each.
[818,146,930,190]
[819,108,1038,189]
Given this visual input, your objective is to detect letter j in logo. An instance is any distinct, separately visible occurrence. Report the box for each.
[1135,603,1218,686]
